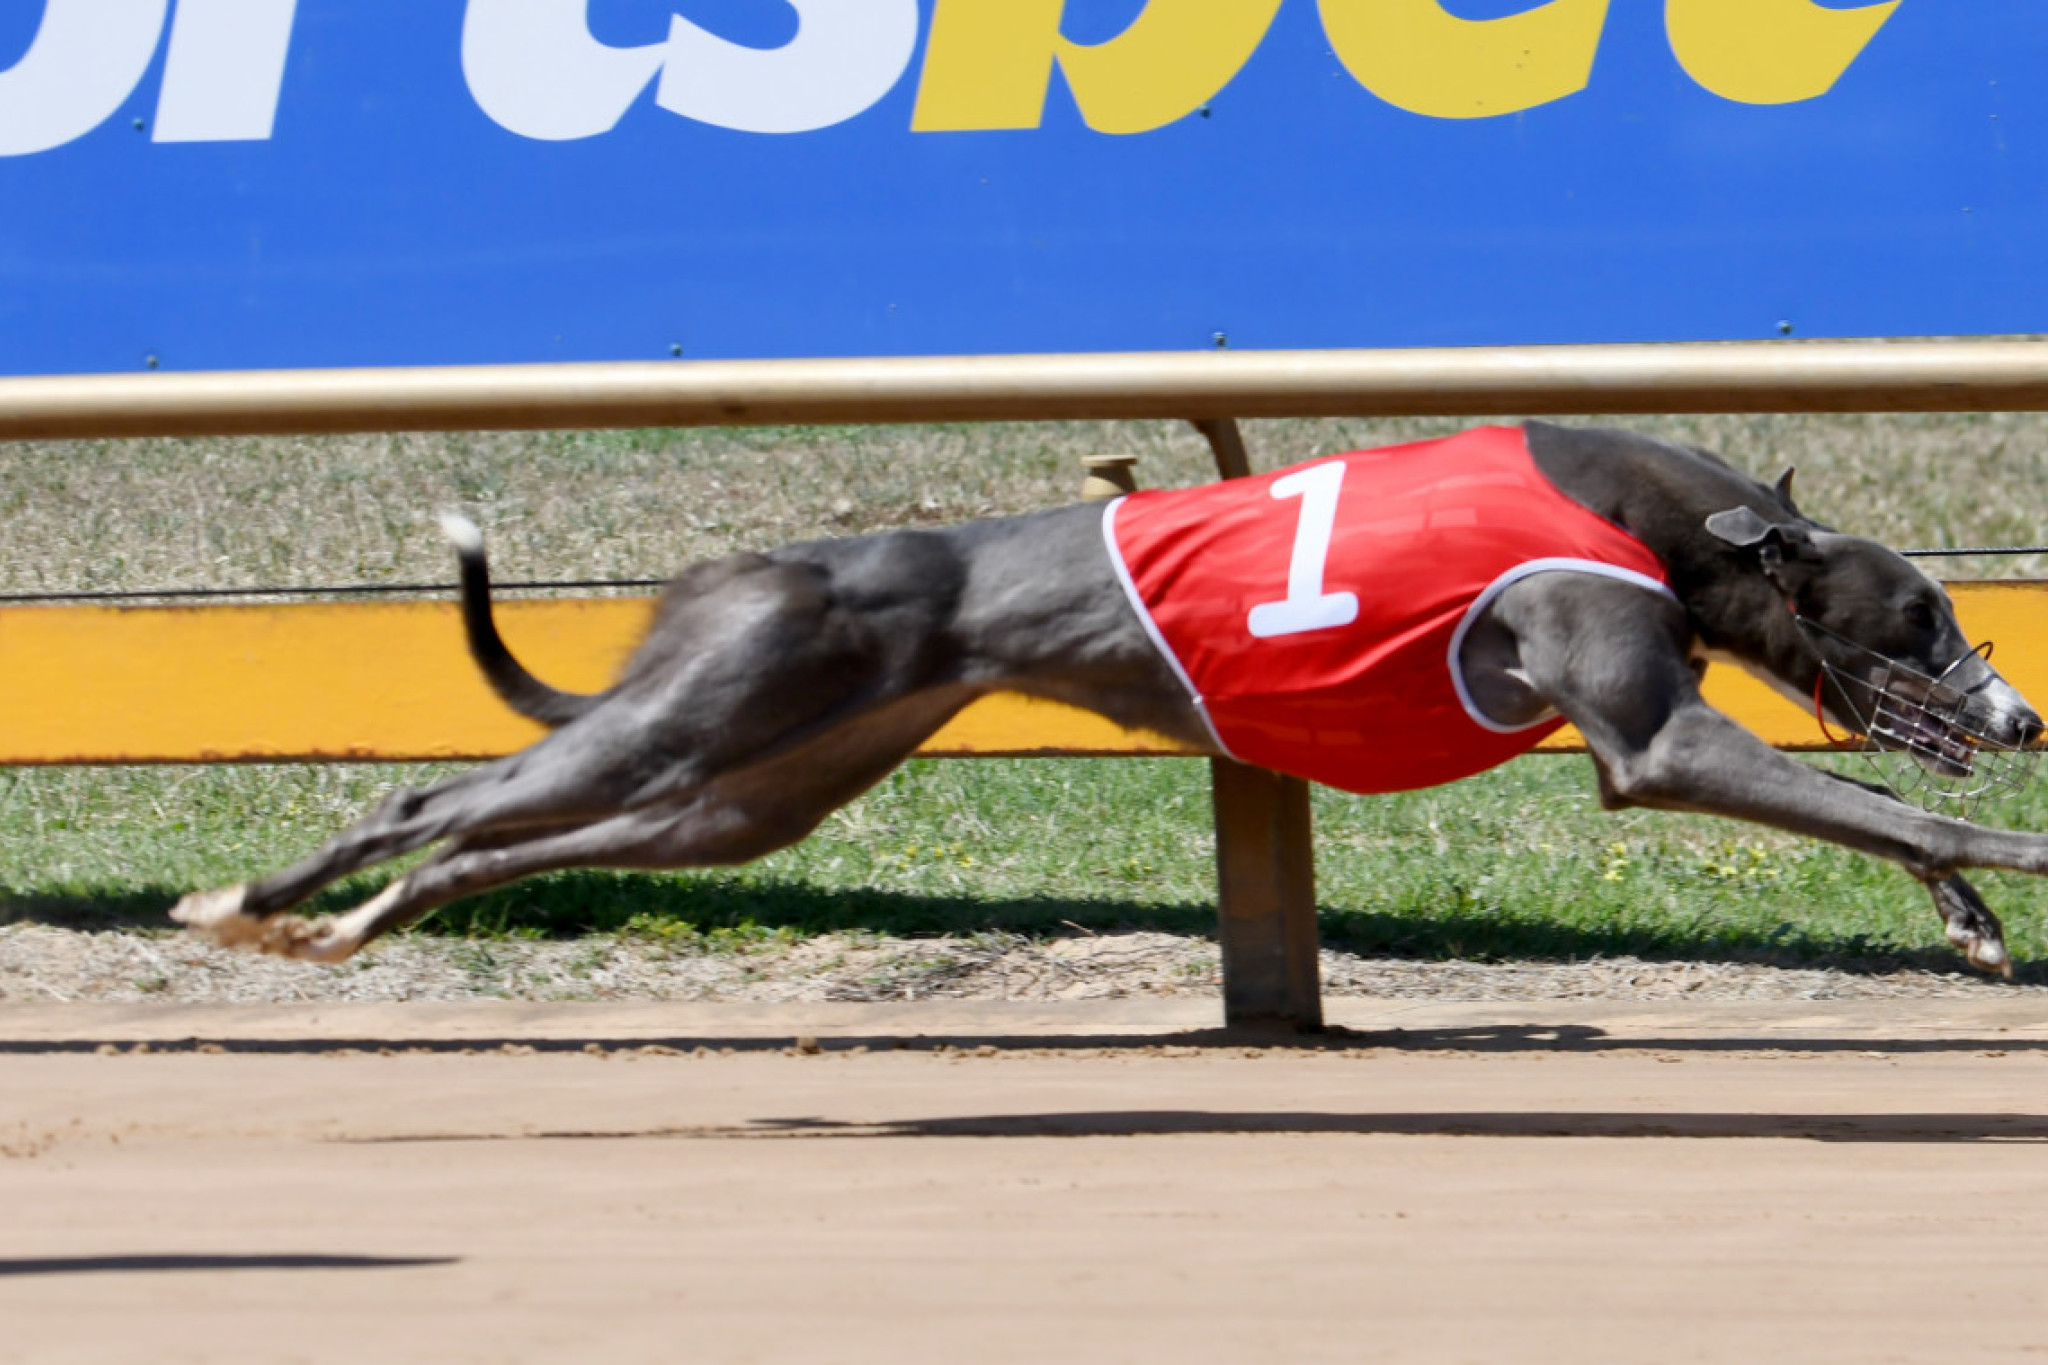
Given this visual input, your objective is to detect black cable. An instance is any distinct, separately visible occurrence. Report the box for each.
[3,546,2045,607]
[0,576,669,606]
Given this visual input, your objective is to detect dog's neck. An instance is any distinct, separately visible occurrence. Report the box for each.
[1522,420,1817,691]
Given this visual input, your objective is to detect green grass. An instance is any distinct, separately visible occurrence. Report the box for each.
[2,753,2039,976]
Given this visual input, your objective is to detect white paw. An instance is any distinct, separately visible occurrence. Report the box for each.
[1967,937,2013,979]
[170,885,260,944]
[267,920,363,963]
[1948,921,2013,977]
[264,882,404,963]
[171,886,367,963]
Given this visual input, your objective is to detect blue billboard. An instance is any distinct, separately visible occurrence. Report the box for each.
[1,0,2041,375]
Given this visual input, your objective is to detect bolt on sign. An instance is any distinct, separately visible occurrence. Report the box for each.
[0,0,2036,374]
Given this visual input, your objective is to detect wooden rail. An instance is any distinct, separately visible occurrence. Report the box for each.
[7,340,2048,442]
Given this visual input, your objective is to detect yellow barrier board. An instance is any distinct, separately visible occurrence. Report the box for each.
[0,584,2041,764]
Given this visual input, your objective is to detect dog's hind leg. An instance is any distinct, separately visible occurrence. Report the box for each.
[170,734,652,947]
[175,551,944,946]
[178,508,1199,956]
[249,805,765,962]
[169,763,505,947]
[186,688,978,960]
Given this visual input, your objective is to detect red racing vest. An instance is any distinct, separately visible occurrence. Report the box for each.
[1103,426,1672,794]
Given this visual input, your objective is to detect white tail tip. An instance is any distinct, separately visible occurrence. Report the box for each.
[437,511,484,555]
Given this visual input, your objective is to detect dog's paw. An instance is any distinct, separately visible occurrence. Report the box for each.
[172,887,365,963]
[1949,923,2014,979]
[1929,875,2015,980]
[253,915,363,964]
[170,885,262,945]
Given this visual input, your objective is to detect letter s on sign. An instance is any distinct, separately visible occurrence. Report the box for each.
[0,0,167,156]
[462,0,667,141]
[657,1,918,135]
[464,0,918,141]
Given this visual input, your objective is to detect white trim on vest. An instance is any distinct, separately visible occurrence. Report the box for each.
[1448,559,1677,735]
[1100,498,1235,759]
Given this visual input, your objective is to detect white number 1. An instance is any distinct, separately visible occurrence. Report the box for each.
[1246,461,1359,639]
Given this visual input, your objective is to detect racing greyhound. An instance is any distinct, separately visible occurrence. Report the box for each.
[174,421,2046,974]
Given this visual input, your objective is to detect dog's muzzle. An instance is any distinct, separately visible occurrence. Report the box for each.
[1800,618,2040,816]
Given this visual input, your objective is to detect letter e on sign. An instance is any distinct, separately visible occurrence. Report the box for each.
[1319,0,1609,119]
[1666,0,1899,105]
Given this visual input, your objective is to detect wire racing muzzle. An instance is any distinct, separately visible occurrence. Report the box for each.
[1797,616,2038,817]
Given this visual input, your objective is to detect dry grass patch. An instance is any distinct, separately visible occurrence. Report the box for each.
[4,413,2046,596]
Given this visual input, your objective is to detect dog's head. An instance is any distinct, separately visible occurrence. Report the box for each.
[1705,505,2042,782]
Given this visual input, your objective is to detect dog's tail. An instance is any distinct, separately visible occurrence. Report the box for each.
[438,513,600,729]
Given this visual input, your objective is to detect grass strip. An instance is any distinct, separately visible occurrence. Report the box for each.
[2,754,2039,977]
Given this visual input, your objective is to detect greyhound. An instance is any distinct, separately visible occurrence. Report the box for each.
[173,421,2045,975]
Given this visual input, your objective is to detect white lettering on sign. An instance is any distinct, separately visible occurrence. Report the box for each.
[0,0,166,156]
[463,0,919,141]
[655,1,917,135]
[461,1,667,141]
[0,0,1906,157]
[1246,461,1360,640]
[154,0,298,143]
[0,0,296,155]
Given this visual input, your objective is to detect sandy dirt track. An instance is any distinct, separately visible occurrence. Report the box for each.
[5,998,2048,1364]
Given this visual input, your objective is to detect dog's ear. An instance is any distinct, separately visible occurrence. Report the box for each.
[1705,507,1776,547]
[1705,507,1816,577]
[1773,467,1800,515]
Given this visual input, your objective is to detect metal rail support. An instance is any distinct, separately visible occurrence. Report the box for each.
[1193,419,1325,1032]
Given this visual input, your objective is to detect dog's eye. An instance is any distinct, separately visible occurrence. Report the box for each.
[1904,600,1937,632]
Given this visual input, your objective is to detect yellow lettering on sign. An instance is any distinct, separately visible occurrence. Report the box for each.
[912,0,1283,135]
[1666,0,1899,105]
[1318,0,1609,119]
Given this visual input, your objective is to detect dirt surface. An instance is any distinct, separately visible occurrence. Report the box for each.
[2,922,2035,1005]
[6,998,2048,1364]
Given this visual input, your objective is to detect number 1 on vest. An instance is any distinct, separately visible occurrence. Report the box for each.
[1246,461,1360,639]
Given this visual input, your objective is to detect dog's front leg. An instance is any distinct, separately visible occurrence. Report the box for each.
[1921,874,2011,977]
[1584,685,2013,974]
[1496,576,2048,970]
[1807,767,2013,976]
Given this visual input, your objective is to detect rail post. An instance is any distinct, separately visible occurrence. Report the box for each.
[1192,418,1324,1032]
